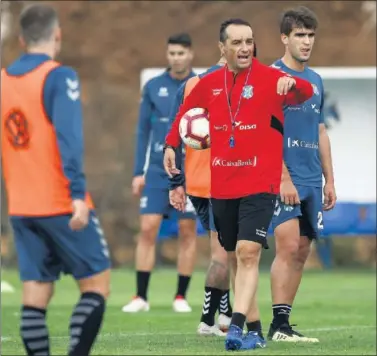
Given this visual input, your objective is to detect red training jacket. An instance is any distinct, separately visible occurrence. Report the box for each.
[166,59,313,199]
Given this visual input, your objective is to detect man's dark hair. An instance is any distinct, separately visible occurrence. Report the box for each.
[167,33,192,48]
[219,18,252,43]
[19,4,59,46]
[280,6,318,36]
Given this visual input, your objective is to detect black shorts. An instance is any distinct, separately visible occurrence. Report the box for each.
[188,195,216,232]
[211,193,277,252]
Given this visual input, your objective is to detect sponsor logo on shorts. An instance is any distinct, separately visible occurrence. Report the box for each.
[317,211,324,230]
[140,196,148,208]
[212,157,257,167]
[256,228,267,238]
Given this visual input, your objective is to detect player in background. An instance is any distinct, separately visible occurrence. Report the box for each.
[122,33,197,313]
[268,6,336,342]
[1,4,111,356]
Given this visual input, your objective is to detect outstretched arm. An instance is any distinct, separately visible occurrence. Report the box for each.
[284,75,314,105]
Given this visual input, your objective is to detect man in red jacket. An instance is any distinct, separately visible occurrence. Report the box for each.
[164,18,313,351]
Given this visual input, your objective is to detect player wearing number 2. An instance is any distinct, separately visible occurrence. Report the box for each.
[268,7,337,343]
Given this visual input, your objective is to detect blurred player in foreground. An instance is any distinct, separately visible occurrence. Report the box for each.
[164,18,313,351]
[269,6,336,343]
[122,33,197,313]
[1,4,110,356]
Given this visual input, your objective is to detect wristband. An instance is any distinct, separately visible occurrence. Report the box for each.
[163,144,176,154]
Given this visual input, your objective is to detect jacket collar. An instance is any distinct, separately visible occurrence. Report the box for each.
[224,58,260,80]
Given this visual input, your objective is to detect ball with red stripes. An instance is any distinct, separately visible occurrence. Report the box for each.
[179,108,210,150]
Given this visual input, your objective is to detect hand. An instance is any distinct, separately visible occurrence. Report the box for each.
[69,199,89,231]
[132,175,145,196]
[163,147,180,178]
[280,178,300,205]
[169,186,186,212]
[323,182,337,211]
[277,76,296,95]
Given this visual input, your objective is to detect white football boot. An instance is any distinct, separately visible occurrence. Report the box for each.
[172,296,192,313]
[121,297,150,313]
[218,313,231,332]
[197,322,227,336]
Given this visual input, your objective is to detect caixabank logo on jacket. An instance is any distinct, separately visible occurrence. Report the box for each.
[212,157,257,167]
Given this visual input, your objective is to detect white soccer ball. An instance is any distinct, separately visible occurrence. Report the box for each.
[179,108,210,150]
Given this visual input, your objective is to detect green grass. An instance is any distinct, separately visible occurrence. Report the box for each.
[2,269,376,355]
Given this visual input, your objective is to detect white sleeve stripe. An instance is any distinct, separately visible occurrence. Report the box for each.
[142,132,152,175]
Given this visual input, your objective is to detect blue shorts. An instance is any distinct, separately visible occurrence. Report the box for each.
[271,185,323,239]
[140,187,196,220]
[10,212,111,282]
[188,195,216,232]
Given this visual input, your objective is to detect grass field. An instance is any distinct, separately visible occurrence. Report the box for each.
[2,268,376,355]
